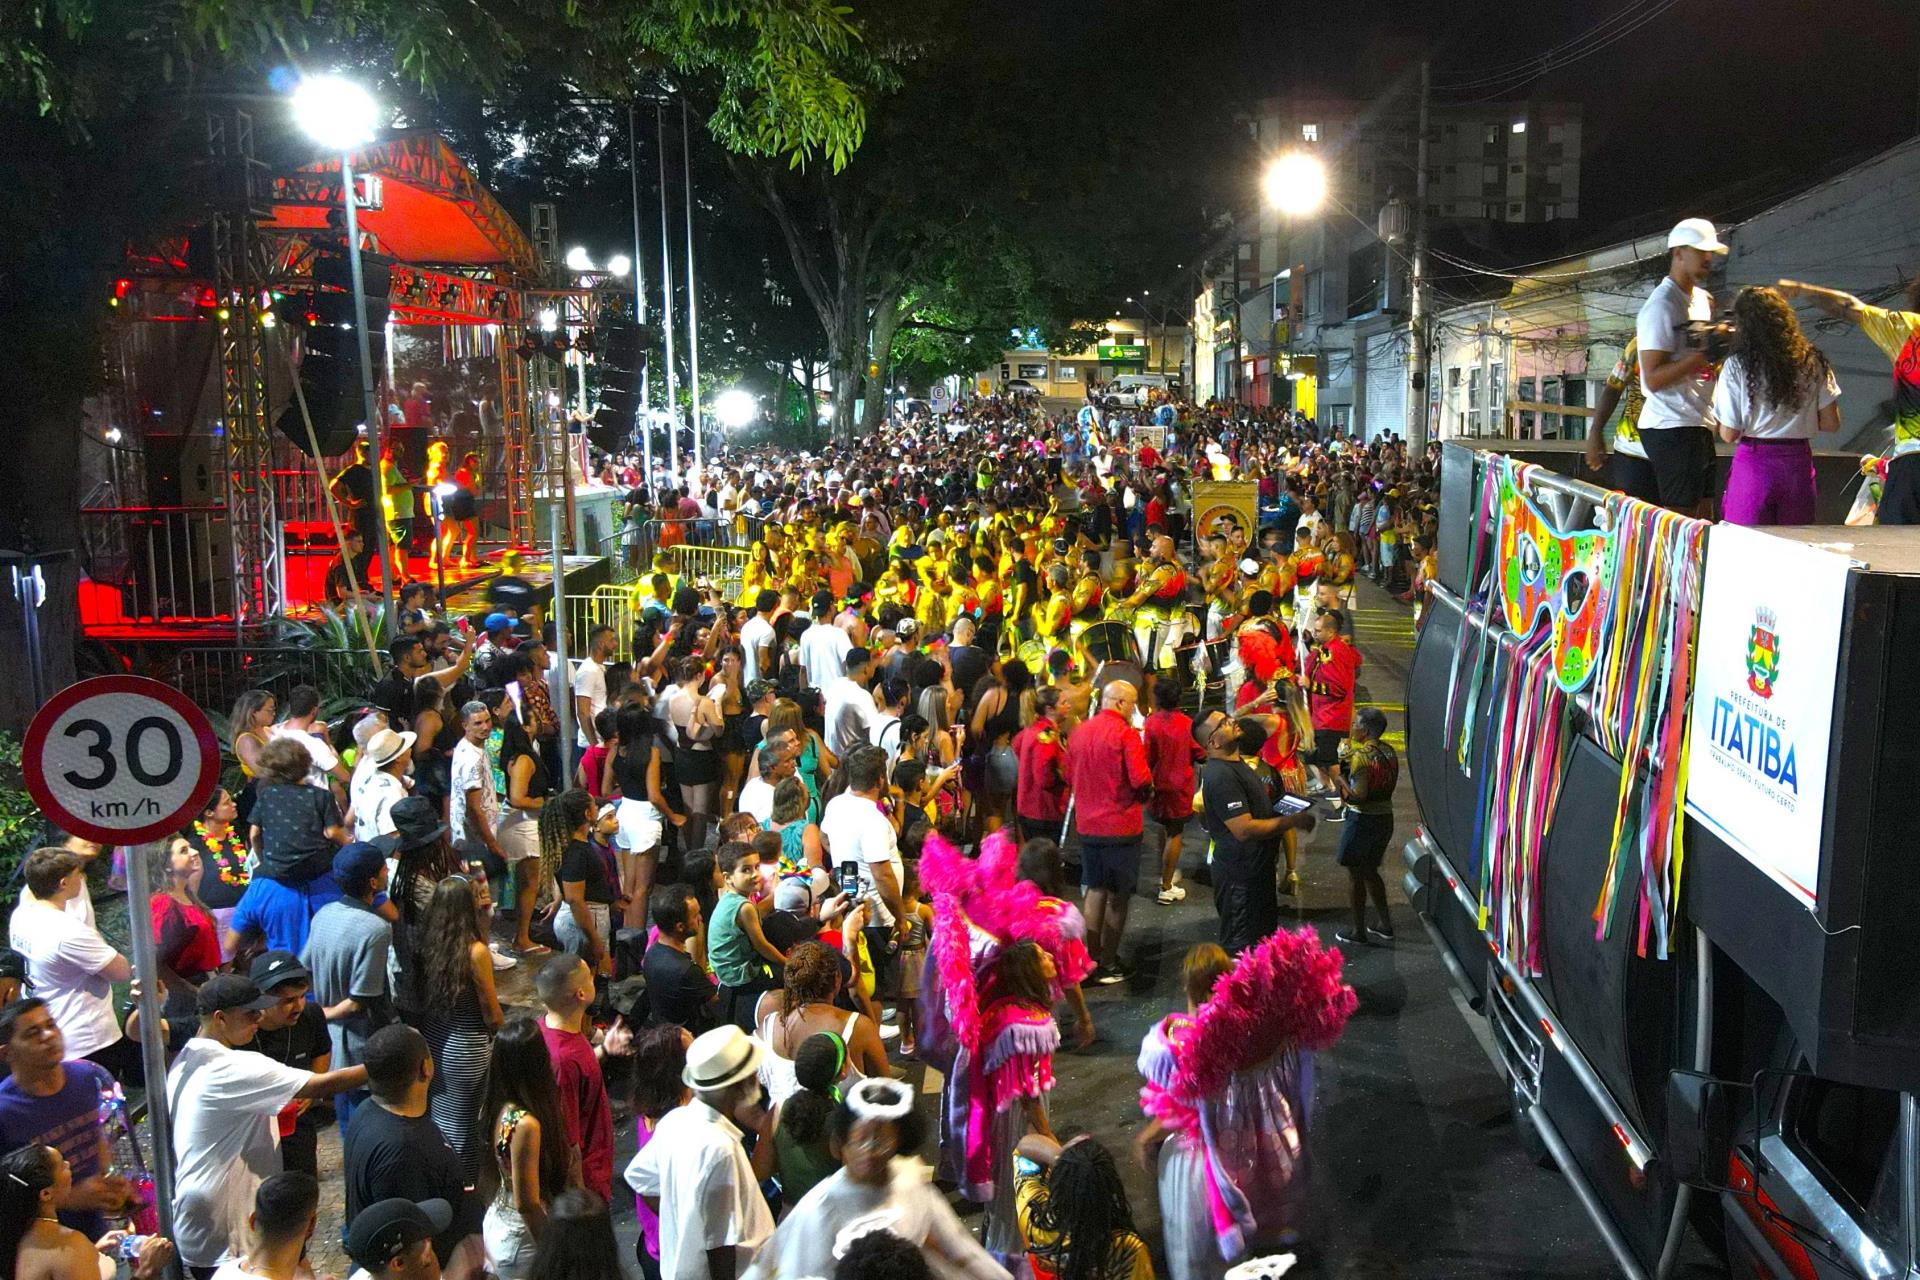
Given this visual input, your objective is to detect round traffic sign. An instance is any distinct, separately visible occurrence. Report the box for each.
[22,676,222,846]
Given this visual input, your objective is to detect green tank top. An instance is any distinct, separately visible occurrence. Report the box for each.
[707,890,762,987]
[774,1119,839,1203]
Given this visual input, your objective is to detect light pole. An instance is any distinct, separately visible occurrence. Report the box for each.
[626,103,654,478]
[681,101,705,478]
[655,101,680,482]
[293,73,396,632]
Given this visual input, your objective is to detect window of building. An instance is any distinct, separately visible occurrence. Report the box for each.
[1483,164,1499,184]
[1302,122,1319,142]
[1545,203,1559,221]
[1485,125,1500,145]
[1511,120,1527,134]
[1509,203,1523,216]
[1510,163,1524,174]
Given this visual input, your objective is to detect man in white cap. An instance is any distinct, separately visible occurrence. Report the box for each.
[1635,217,1730,515]
[625,1025,775,1280]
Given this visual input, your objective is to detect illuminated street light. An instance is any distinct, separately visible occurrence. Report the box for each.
[292,75,379,152]
[1263,151,1327,216]
[291,73,395,633]
[607,254,632,278]
[714,388,757,430]
[538,308,559,332]
[565,246,595,272]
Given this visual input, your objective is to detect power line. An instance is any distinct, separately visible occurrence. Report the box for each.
[1438,0,1670,89]
[1443,0,1682,102]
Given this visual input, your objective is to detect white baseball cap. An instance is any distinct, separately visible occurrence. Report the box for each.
[1667,217,1729,253]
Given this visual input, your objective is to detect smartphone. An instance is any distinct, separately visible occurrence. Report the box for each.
[118,1236,150,1261]
[1275,794,1313,815]
[836,862,862,897]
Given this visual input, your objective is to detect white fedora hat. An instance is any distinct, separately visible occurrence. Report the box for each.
[682,1025,767,1091]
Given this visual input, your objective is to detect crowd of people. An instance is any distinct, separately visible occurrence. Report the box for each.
[4,393,1420,1280]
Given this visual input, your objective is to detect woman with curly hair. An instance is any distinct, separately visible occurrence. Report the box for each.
[751,940,890,1104]
[1712,285,1841,525]
[411,874,505,1182]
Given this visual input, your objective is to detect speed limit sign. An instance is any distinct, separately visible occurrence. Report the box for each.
[22,676,221,845]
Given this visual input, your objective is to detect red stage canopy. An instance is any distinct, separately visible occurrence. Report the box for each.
[263,132,540,280]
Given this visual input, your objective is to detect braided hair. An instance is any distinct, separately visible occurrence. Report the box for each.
[539,788,593,867]
[1028,1139,1138,1280]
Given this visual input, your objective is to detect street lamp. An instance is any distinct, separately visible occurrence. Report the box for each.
[607,254,632,278]
[292,73,396,632]
[1263,151,1327,216]
[564,245,596,272]
[714,388,757,431]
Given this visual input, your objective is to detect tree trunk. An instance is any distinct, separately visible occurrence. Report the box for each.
[859,291,904,438]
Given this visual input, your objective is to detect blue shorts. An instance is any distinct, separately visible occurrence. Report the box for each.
[229,874,341,956]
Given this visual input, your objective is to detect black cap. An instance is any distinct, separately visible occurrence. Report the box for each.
[344,1198,453,1271]
[248,951,310,993]
[196,974,280,1017]
[376,795,447,853]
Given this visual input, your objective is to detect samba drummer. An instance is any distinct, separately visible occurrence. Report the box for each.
[1120,534,1191,672]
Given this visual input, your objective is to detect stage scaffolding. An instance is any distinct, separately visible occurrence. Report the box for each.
[85,121,612,642]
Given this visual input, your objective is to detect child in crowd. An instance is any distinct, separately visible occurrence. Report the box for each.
[707,842,788,1030]
[578,709,618,799]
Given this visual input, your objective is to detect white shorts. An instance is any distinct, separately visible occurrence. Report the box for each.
[497,810,541,862]
[615,797,663,853]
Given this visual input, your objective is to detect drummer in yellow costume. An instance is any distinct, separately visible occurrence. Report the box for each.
[1122,534,1191,672]
[1066,550,1106,646]
[1032,563,1072,645]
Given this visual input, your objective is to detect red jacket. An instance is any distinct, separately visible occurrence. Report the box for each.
[1305,634,1362,732]
[1013,718,1070,823]
[1064,708,1152,837]
[1143,709,1203,796]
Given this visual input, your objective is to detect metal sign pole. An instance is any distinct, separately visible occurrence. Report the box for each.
[551,506,576,784]
[123,840,176,1240]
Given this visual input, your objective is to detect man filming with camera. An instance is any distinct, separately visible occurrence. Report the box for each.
[1635,217,1730,515]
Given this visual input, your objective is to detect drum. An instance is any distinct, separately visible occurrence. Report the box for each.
[1016,639,1049,676]
[1081,620,1138,665]
[1104,602,1138,627]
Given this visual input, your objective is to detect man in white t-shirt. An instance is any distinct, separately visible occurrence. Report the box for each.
[820,749,906,998]
[822,648,880,760]
[738,590,779,686]
[573,625,616,748]
[7,848,128,1065]
[447,702,502,860]
[797,590,852,690]
[350,728,416,842]
[169,975,368,1273]
[270,686,348,792]
[737,744,794,826]
[1635,217,1729,515]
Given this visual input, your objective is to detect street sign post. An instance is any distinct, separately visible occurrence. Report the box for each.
[22,676,221,845]
[22,675,220,1241]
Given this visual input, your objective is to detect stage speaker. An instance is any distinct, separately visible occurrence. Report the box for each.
[589,321,654,452]
[274,243,392,457]
[145,433,222,506]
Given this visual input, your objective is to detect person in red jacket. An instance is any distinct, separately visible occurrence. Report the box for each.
[1013,687,1073,850]
[1064,680,1153,984]
[1305,609,1363,819]
[1143,680,1204,905]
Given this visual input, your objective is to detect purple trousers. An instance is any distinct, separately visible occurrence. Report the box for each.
[1723,437,1816,526]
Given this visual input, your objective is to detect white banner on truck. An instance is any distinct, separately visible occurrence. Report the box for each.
[1684,524,1850,909]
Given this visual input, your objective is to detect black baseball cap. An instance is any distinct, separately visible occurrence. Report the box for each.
[248,951,310,993]
[344,1198,452,1271]
[196,974,281,1017]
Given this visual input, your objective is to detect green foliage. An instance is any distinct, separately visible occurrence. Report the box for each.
[0,733,46,916]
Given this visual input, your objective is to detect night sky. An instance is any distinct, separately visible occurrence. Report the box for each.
[1188,0,1920,229]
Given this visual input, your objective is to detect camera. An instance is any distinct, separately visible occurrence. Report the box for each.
[1681,319,1736,363]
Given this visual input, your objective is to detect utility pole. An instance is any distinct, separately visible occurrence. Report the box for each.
[1409,56,1433,449]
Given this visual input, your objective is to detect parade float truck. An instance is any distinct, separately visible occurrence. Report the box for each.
[1405,441,1920,1280]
